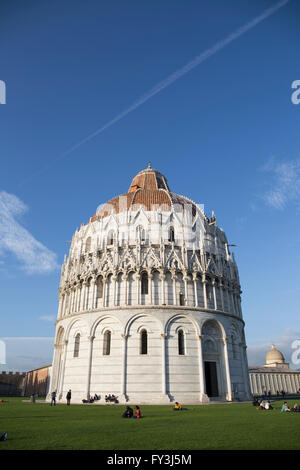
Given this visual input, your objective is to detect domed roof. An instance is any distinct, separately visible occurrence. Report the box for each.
[265,344,285,364]
[91,164,197,221]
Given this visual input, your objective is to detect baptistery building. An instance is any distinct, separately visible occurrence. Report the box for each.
[48,165,251,404]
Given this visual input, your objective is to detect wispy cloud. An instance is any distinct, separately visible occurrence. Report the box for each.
[39,315,55,322]
[261,158,300,210]
[0,191,59,274]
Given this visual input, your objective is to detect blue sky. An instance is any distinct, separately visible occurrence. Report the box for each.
[0,0,300,371]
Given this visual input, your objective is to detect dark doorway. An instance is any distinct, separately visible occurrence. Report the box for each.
[204,361,219,397]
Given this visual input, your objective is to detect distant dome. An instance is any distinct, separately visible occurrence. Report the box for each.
[266,345,285,365]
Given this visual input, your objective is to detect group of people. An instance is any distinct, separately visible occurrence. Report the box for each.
[105,394,118,403]
[122,405,141,419]
[82,394,100,404]
[253,396,300,413]
[281,402,299,412]
[253,399,273,410]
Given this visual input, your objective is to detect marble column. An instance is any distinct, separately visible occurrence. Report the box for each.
[58,340,68,400]
[124,274,128,306]
[193,272,198,307]
[120,334,128,401]
[240,343,251,399]
[86,335,95,399]
[222,338,232,401]
[136,273,141,305]
[212,278,217,310]
[160,272,166,305]
[172,272,177,305]
[91,279,97,309]
[149,273,153,305]
[219,281,225,311]
[198,335,209,402]
[161,334,167,395]
[112,276,117,307]
[202,274,207,309]
[183,275,188,306]
[103,279,108,307]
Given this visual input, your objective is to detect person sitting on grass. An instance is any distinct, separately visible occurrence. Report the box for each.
[252,397,259,407]
[291,403,299,412]
[173,402,182,410]
[133,405,142,419]
[122,406,133,418]
[259,400,265,410]
[281,402,290,412]
[264,400,273,410]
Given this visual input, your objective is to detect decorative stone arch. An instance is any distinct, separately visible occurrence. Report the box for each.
[164,314,200,397]
[165,314,200,337]
[174,324,189,335]
[65,318,89,342]
[124,313,164,337]
[136,324,153,334]
[55,326,65,346]
[90,314,123,338]
[200,318,226,340]
[200,318,230,400]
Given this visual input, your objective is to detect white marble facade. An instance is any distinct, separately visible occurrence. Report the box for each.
[48,166,251,404]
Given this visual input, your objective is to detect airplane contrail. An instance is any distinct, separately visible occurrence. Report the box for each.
[62,0,289,156]
[19,0,289,185]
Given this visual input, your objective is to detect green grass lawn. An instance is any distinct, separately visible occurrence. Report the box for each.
[0,398,299,450]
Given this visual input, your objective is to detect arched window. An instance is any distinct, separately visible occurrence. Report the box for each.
[107,230,114,245]
[179,292,185,306]
[169,226,175,242]
[85,237,91,253]
[103,330,111,356]
[74,333,80,357]
[140,329,148,355]
[178,329,185,355]
[96,276,103,301]
[231,335,237,359]
[141,272,148,295]
[136,225,146,242]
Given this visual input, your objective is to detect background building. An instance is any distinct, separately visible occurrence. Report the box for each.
[0,371,26,396]
[48,166,251,404]
[23,365,52,397]
[249,345,300,396]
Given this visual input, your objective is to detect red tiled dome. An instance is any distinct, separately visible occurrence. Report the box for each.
[91,165,196,222]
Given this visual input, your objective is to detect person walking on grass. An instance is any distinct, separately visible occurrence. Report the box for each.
[50,390,57,406]
[66,389,72,406]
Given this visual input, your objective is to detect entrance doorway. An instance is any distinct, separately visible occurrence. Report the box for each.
[204,361,219,397]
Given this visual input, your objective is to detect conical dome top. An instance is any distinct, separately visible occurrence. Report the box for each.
[129,164,170,192]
